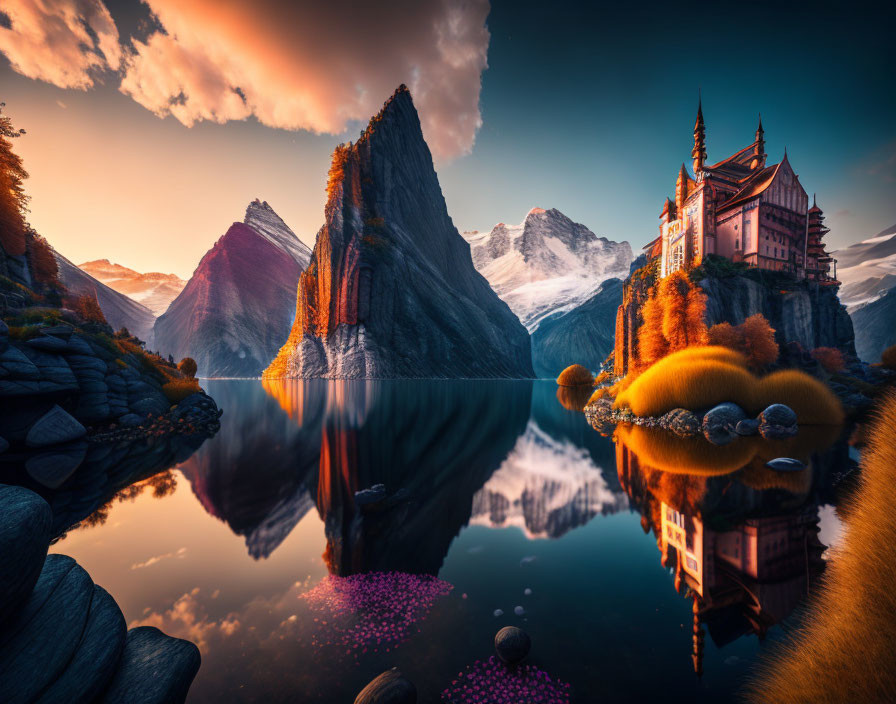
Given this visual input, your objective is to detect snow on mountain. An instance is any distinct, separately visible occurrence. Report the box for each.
[79,259,186,317]
[464,208,632,332]
[834,223,896,310]
[243,199,312,268]
[470,421,628,539]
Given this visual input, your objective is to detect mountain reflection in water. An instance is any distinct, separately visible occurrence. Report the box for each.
[11,379,859,702]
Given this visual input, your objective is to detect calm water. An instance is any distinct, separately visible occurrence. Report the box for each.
[46,379,851,703]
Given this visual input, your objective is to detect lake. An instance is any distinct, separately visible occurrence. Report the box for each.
[46,379,851,703]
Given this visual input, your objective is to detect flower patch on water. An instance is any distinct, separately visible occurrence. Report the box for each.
[299,571,452,655]
[442,656,571,703]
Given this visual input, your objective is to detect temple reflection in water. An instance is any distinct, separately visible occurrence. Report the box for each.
[615,422,851,676]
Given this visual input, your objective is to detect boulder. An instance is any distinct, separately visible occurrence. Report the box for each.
[661,408,700,437]
[759,404,798,427]
[25,335,70,353]
[0,485,51,625]
[494,625,531,665]
[0,555,93,704]
[36,585,127,703]
[354,668,416,704]
[702,403,747,446]
[25,404,87,448]
[118,413,143,428]
[99,626,201,704]
[766,457,807,472]
[25,441,88,489]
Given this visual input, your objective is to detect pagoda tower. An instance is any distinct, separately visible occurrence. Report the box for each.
[806,196,839,285]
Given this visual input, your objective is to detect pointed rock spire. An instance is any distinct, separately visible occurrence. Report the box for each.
[692,95,706,173]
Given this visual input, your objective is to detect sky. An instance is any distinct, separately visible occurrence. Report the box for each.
[0,0,894,279]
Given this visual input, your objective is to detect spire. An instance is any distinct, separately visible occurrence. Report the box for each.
[692,95,706,173]
[813,193,817,208]
[750,113,766,170]
[676,163,690,212]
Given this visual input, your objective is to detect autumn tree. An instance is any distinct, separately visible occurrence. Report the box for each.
[0,102,28,257]
[812,347,845,373]
[178,357,198,378]
[708,314,778,369]
[636,270,708,370]
[637,292,668,369]
[72,292,107,324]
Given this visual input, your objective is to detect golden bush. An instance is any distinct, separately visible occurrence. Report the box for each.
[757,370,844,426]
[162,378,201,403]
[615,424,757,476]
[880,344,896,369]
[556,364,594,387]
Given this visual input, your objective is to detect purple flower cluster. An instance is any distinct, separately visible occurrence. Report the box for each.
[441,656,571,704]
[300,571,452,655]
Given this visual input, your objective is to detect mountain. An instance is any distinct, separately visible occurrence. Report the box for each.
[78,259,186,317]
[153,201,312,377]
[530,278,622,377]
[53,250,156,343]
[265,86,533,379]
[464,208,632,332]
[834,223,896,310]
[851,289,896,363]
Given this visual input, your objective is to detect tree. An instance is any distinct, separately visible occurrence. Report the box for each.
[740,314,778,368]
[0,102,29,257]
[637,290,668,368]
[178,357,198,378]
[636,270,708,369]
[707,322,740,349]
[811,347,845,373]
[73,292,107,324]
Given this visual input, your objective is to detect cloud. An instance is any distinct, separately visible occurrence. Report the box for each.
[130,545,187,569]
[130,587,240,650]
[0,0,121,89]
[118,0,490,158]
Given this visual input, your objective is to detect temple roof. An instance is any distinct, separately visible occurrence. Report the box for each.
[717,161,780,212]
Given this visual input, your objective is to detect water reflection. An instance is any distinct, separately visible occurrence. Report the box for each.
[614,423,853,676]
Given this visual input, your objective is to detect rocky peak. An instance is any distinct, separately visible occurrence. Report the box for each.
[265,86,533,379]
[243,199,311,268]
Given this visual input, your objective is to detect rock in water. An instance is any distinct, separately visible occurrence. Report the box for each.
[703,403,748,445]
[661,408,701,437]
[354,668,417,704]
[494,626,531,664]
[265,86,533,379]
[766,457,806,472]
[0,485,51,625]
[154,200,311,377]
[760,404,798,427]
[100,626,201,704]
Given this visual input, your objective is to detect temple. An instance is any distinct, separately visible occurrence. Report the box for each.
[648,100,839,285]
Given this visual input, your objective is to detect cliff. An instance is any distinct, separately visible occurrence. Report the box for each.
[614,257,856,376]
[154,201,311,377]
[265,86,533,379]
[851,289,896,363]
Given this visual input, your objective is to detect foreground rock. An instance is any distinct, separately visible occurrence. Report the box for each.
[494,626,531,665]
[354,668,417,704]
[0,486,201,703]
[265,86,532,379]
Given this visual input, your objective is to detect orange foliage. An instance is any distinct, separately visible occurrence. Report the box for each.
[27,232,61,289]
[162,378,201,403]
[811,347,845,373]
[557,363,594,387]
[882,344,896,370]
[708,314,778,369]
[72,292,107,324]
[0,104,28,257]
[178,357,198,378]
[326,143,351,201]
[635,270,707,371]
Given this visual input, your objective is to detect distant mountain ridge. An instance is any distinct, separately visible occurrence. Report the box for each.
[464,208,632,332]
[78,259,186,317]
[835,223,896,310]
[153,200,312,377]
[53,250,156,343]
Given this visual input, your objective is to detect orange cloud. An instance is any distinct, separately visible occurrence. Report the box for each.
[119,0,490,159]
[0,0,120,89]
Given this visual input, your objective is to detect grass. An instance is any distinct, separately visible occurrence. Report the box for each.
[557,364,594,387]
[614,346,844,425]
[162,378,201,403]
[746,392,896,703]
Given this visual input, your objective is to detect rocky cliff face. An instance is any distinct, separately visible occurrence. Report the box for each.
[54,252,156,344]
[78,259,186,317]
[154,202,311,377]
[530,278,622,378]
[464,208,631,332]
[851,289,896,363]
[614,261,856,376]
[266,86,533,379]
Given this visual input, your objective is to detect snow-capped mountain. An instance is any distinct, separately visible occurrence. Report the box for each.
[78,259,186,317]
[464,208,632,332]
[834,223,896,310]
[470,421,628,539]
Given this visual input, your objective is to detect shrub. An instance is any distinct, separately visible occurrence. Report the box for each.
[556,364,594,387]
[880,344,896,369]
[162,378,201,403]
[614,347,753,416]
[635,270,708,370]
[178,357,198,378]
[757,370,844,425]
[708,314,779,369]
[71,292,107,325]
[811,347,846,373]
